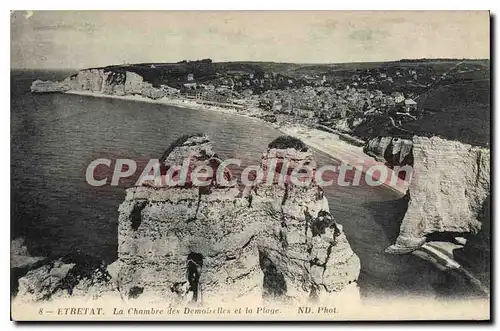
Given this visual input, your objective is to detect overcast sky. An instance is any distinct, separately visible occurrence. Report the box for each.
[11,10,490,69]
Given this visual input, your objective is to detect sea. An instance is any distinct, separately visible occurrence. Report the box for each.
[10,69,473,300]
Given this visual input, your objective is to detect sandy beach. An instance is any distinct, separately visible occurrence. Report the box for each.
[63,91,486,297]
[65,90,409,195]
[65,90,261,118]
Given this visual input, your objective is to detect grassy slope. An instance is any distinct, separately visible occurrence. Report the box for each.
[352,79,490,147]
[406,80,490,146]
[338,60,490,147]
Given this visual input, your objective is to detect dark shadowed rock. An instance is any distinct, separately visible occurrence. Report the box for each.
[14,251,117,302]
[268,135,309,152]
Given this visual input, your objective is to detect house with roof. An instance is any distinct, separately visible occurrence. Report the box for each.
[404,98,417,113]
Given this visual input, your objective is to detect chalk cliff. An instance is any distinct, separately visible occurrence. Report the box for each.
[115,134,360,305]
[31,69,180,98]
[380,136,490,254]
[364,136,413,167]
[12,249,119,302]
[68,69,145,95]
[13,134,361,304]
[30,79,70,93]
[252,136,360,301]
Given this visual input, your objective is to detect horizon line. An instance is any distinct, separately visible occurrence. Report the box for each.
[11,57,491,71]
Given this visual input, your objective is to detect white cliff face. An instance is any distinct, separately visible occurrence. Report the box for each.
[386,136,490,254]
[30,80,70,93]
[32,68,180,100]
[117,134,266,305]
[252,144,360,302]
[115,135,361,305]
[13,253,118,302]
[72,69,105,92]
[64,69,177,99]
[124,71,144,95]
[13,135,361,305]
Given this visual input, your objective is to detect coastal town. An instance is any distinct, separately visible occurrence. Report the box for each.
[32,58,490,147]
[13,9,491,321]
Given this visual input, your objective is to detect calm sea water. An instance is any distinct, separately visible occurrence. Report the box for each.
[11,70,461,299]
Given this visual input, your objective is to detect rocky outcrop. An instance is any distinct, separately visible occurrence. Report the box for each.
[67,69,144,96]
[13,251,118,302]
[30,79,70,93]
[115,134,360,305]
[364,136,413,167]
[12,134,360,305]
[11,238,47,298]
[386,136,490,254]
[364,135,490,255]
[116,133,261,304]
[35,69,180,99]
[11,238,45,269]
[141,82,167,99]
[252,136,360,301]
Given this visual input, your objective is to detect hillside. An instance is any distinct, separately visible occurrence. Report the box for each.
[47,58,491,147]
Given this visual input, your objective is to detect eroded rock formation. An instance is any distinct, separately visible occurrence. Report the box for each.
[11,238,45,269]
[31,69,180,98]
[116,134,360,304]
[386,136,490,254]
[116,133,262,304]
[364,136,413,167]
[13,250,118,302]
[13,134,360,304]
[30,79,70,93]
[251,136,360,302]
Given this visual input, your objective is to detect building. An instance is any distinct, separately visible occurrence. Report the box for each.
[183,82,197,90]
[404,99,417,113]
[392,92,405,104]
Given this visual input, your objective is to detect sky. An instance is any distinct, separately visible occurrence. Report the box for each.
[10,10,490,69]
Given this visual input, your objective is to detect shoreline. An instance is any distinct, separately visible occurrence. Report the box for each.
[65,90,409,195]
[65,90,263,121]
